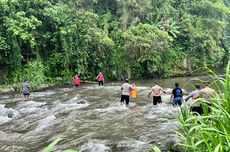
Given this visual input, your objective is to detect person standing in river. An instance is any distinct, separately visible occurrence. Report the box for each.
[200,82,215,99]
[148,82,166,105]
[130,83,138,99]
[185,84,201,101]
[200,82,215,113]
[73,75,80,87]
[185,84,202,114]
[21,80,31,99]
[170,82,183,106]
[121,79,132,106]
[96,72,104,86]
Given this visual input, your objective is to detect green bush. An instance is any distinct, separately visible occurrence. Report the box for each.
[11,60,47,90]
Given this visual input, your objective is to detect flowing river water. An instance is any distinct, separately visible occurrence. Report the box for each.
[0,76,207,152]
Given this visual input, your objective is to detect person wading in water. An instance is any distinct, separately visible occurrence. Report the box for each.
[185,84,202,114]
[148,82,166,105]
[121,79,132,106]
[96,72,104,86]
[170,82,183,106]
[21,80,31,99]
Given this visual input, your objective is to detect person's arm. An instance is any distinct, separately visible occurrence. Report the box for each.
[28,85,32,93]
[170,89,174,101]
[185,92,193,102]
[21,85,23,95]
[148,89,152,98]
[160,87,166,93]
[170,94,174,102]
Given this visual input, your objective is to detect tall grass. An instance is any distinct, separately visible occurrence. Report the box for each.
[176,63,230,152]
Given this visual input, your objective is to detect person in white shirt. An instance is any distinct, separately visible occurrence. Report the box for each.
[121,79,132,106]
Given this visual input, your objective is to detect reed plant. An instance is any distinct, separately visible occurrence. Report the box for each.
[176,63,230,152]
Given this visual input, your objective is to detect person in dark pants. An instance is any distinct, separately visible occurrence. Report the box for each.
[185,84,202,114]
[21,80,31,99]
[121,79,132,106]
[148,82,166,105]
[96,72,104,86]
[171,82,183,106]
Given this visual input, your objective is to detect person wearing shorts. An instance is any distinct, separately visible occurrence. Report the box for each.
[148,82,166,105]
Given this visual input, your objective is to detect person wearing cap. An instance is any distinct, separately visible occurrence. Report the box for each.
[148,82,166,105]
[185,84,202,114]
[96,72,104,86]
[21,80,31,99]
[121,79,132,106]
[170,82,183,106]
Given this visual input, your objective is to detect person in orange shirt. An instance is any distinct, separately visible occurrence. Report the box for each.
[130,83,138,99]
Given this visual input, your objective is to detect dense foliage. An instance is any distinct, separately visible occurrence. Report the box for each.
[0,0,229,84]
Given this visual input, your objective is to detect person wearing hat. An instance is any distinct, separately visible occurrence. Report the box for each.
[121,79,132,106]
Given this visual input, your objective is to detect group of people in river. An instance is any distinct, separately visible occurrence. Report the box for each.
[21,72,215,114]
[72,72,104,87]
[120,79,215,114]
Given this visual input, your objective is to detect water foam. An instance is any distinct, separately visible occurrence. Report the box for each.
[79,139,111,152]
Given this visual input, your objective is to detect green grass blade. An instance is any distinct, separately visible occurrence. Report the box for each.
[42,138,65,152]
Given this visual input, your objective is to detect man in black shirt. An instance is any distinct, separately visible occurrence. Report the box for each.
[170,82,183,106]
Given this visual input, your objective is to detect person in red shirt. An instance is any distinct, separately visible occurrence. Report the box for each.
[96,72,104,86]
[73,75,80,87]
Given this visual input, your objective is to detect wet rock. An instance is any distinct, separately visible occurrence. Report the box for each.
[79,139,111,152]
[77,100,86,104]
[164,139,184,152]
[7,112,13,118]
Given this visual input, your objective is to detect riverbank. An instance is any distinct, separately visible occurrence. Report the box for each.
[0,79,100,95]
[0,81,63,95]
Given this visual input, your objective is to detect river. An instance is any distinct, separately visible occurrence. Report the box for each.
[0,76,210,152]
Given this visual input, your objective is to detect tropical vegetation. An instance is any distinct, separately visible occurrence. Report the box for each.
[0,0,229,87]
